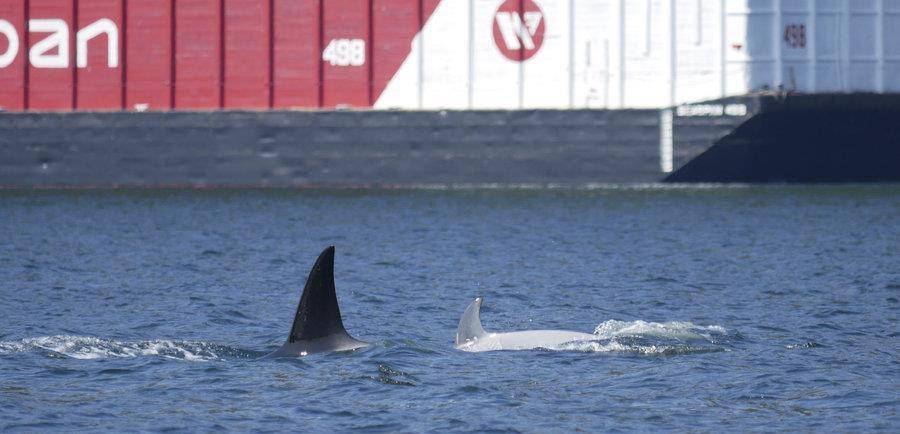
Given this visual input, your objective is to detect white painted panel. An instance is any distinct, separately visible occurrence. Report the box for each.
[886,15,900,57]
[622,0,669,107]
[745,13,774,58]
[847,11,877,90]
[471,0,518,108]
[783,61,807,90]
[818,0,840,11]
[419,0,470,109]
[849,15,876,58]
[849,62,877,91]
[781,0,807,13]
[384,0,895,110]
[522,0,570,108]
[675,0,722,103]
[885,61,900,91]
[571,0,616,108]
[725,0,752,14]
[815,60,841,90]
[726,12,750,62]
[748,61,776,90]
[815,13,838,56]
[725,63,750,95]
[850,0,877,12]
[725,10,751,95]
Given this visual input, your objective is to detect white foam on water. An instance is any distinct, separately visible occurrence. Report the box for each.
[593,320,727,341]
[381,182,749,191]
[556,340,725,355]
[0,335,224,361]
[545,320,729,354]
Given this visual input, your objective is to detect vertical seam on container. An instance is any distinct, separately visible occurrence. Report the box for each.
[73,0,78,110]
[268,0,274,108]
[121,0,127,109]
[23,0,30,109]
[219,0,225,109]
[367,0,373,106]
[171,0,176,109]
[317,0,323,107]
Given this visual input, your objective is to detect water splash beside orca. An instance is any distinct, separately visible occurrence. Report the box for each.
[0,335,256,361]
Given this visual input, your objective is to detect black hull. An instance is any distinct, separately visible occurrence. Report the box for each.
[666,94,900,183]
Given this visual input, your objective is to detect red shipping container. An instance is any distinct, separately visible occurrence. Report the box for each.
[76,0,122,110]
[28,0,74,110]
[0,0,25,110]
[126,0,172,110]
[372,0,419,102]
[322,0,370,107]
[422,0,440,18]
[175,0,221,109]
[3,0,439,112]
[224,0,269,108]
[272,0,320,108]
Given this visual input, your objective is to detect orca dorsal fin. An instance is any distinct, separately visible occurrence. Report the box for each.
[456,297,488,345]
[288,246,349,343]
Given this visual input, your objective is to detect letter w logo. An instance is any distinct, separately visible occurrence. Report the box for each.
[494,11,542,50]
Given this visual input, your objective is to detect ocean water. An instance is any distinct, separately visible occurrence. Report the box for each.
[0,185,897,432]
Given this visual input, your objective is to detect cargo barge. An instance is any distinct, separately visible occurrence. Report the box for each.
[1,0,898,186]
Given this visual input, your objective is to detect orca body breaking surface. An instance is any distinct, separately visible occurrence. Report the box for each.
[262,246,368,358]
[455,297,598,352]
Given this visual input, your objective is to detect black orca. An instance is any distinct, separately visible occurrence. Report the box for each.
[262,246,368,358]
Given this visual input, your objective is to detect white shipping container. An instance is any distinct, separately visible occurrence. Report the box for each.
[376,0,900,109]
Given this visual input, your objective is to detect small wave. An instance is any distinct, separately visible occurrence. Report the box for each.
[786,341,822,350]
[0,335,252,361]
[593,319,726,341]
[372,364,417,387]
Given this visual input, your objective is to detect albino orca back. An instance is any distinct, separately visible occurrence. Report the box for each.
[454,297,598,352]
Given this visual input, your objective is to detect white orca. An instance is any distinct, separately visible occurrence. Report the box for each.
[262,246,368,358]
[455,297,598,352]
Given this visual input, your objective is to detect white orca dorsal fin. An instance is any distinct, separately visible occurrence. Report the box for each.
[456,297,488,345]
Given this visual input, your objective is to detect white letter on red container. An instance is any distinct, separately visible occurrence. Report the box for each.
[76,19,118,68]
[0,19,19,68]
[29,19,69,68]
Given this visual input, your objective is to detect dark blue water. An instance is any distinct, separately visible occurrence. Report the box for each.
[1,186,898,432]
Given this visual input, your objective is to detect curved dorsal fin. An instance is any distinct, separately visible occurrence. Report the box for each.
[288,246,348,342]
[456,297,488,345]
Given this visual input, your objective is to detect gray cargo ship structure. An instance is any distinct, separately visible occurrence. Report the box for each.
[1,92,897,187]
